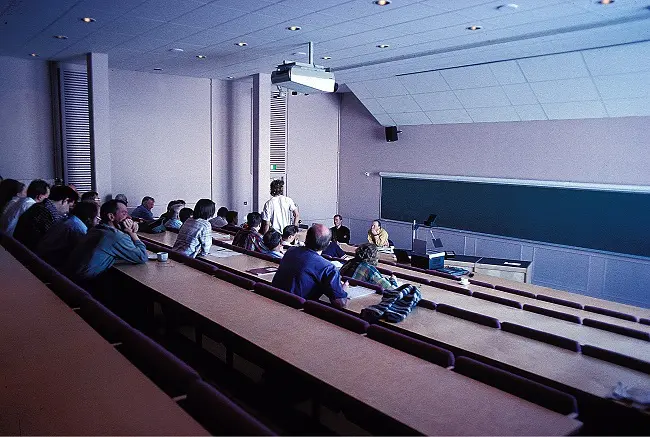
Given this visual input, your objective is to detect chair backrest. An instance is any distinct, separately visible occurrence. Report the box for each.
[417,299,437,311]
[473,291,523,309]
[536,294,584,310]
[494,284,536,299]
[436,303,501,328]
[185,380,275,436]
[522,304,582,324]
[581,344,650,375]
[168,250,189,262]
[253,283,305,309]
[46,269,93,308]
[501,322,581,352]
[468,279,495,288]
[77,296,135,344]
[454,356,578,415]
[118,329,200,397]
[376,266,393,276]
[367,324,454,367]
[429,280,472,296]
[214,269,256,290]
[143,241,167,253]
[429,270,458,280]
[582,318,650,341]
[184,256,220,275]
[583,305,638,322]
[641,318,650,326]
[394,272,427,286]
[303,300,369,334]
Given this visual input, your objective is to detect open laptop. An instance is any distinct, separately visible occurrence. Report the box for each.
[393,248,411,264]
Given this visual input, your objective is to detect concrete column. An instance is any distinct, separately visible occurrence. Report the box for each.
[86,52,112,200]
[252,73,271,212]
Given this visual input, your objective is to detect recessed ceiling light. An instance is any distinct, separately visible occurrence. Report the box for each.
[293,51,306,55]
[321,56,332,60]
[169,48,184,52]
[377,44,390,48]
[467,25,482,31]
[227,76,234,79]
[53,35,68,39]
[287,26,301,31]
[29,53,38,57]
[153,68,163,71]
[496,4,518,10]
[196,55,206,59]
[374,0,391,5]
[598,0,614,4]
[235,42,248,47]
[81,17,96,23]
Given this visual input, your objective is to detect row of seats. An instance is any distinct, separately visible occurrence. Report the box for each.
[0,231,275,436]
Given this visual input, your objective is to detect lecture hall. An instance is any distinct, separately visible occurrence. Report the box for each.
[1,0,649,435]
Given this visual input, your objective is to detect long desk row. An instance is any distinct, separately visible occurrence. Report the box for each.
[113,249,581,436]
[0,247,208,436]
[139,230,650,408]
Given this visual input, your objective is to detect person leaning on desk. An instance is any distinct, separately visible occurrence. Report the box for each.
[368,219,390,247]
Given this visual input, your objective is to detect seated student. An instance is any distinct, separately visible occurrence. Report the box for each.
[340,243,398,291]
[14,185,78,251]
[36,201,99,270]
[0,179,26,215]
[330,214,350,244]
[131,196,155,221]
[209,206,228,229]
[272,224,349,308]
[114,193,128,206]
[281,224,299,247]
[263,230,284,258]
[367,219,390,247]
[164,202,184,230]
[232,212,265,252]
[179,207,193,223]
[1,179,50,236]
[66,199,147,283]
[173,199,215,258]
[221,210,240,232]
[80,191,101,205]
[322,240,345,258]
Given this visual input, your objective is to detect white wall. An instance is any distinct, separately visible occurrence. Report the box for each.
[0,56,54,182]
[109,69,212,216]
[286,92,340,225]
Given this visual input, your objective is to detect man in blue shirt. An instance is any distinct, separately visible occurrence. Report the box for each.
[66,199,148,283]
[272,224,349,308]
[131,196,155,221]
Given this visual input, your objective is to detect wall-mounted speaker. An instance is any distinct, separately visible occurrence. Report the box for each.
[385,126,398,142]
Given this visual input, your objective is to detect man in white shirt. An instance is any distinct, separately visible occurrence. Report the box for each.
[0,179,50,236]
[260,179,299,234]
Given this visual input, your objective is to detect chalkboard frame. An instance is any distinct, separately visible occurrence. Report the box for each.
[379,172,650,258]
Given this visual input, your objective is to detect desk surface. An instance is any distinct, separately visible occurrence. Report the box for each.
[115,258,580,436]
[0,248,208,436]
[338,243,650,320]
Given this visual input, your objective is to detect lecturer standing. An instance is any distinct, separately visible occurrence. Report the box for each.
[260,179,299,234]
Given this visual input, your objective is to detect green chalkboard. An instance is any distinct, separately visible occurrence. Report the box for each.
[381,176,650,257]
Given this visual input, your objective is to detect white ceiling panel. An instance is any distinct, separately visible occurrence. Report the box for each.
[582,41,650,76]
[412,91,464,111]
[517,52,590,82]
[129,0,205,22]
[603,97,650,117]
[372,112,395,126]
[99,16,166,36]
[425,109,473,124]
[440,64,500,89]
[398,71,450,94]
[502,83,539,105]
[454,86,512,108]
[357,98,385,114]
[390,111,431,125]
[489,60,527,85]
[542,100,608,119]
[362,78,409,98]
[530,77,601,103]
[377,95,422,113]
[593,72,650,100]
[356,4,447,29]
[513,104,548,121]
[170,4,247,28]
[140,23,203,41]
[467,106,520,122]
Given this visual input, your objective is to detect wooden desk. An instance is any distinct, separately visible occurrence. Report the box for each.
[0,248,208,436]
[114,258,580,436]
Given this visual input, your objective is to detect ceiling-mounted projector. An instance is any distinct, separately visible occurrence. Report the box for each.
[271,42,336,94]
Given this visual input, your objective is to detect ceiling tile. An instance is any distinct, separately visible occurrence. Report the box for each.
[58,31,135,54]
[113,34,168,52]
[513,104,548,121]
[467,106,520,122]
[425,109,473,124]
[489,60,527,85]
[593,72,650,100]
[541,100,608,119]
[390,111,431,125]
[377,95,422,113]
[440,64,500,89]
[517,52,590,82]
[530,77,600,103]
[177,27,240,46]
[358,98,385,114]
[398,71,450,94]
[582,41,650,76]
[372,112,395,126]
[602,97,650,117]
[129,0,205,22]
[412,91,464,111]
[356,3,446,29]
[346,82,372,99]
[99,16,166,36]
[140,23,203,41]
[454,86,511,108]
[362,77,409,98]
[502,83,539,105]
[171,4,247,28]
[483,3,586,28]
